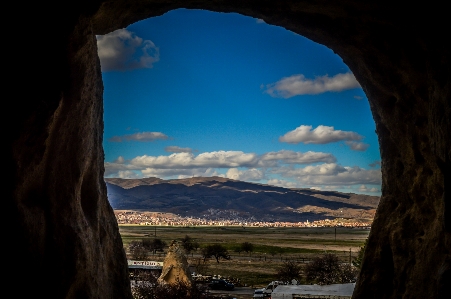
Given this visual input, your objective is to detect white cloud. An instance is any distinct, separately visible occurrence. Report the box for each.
[130,151,259,169]
[274,164,381,186]
[104,150,381,194]
[106,150,339,176]
[141,167,220,178]
[256,19,265,24]
[266,179,298,189]
[108,131,169,142]
[165,146,194,153]
[114,156,125,164]
[321,185,348,191]
[260,150,336,165]
[226,168,264,181]
[283,163,348,176]
[358,185,369,192]
[358,185,380,193]
[96,29,159,71]
[264,72,360,98]
[116,170,141,179]
[369,160,381,168]
[345,141,370,151]
[279,125,363,145]
[104,161,142,177]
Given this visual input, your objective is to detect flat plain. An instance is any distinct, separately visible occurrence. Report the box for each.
[119,225,370,288]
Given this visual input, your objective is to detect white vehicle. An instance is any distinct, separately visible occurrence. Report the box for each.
[270,283,355,299]
[253,281,287,297]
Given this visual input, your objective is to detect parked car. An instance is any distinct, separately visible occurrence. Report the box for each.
[208,278,235,290]
[253,288,265,298]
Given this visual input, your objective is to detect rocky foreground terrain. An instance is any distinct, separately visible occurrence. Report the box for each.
[105,177,379,223]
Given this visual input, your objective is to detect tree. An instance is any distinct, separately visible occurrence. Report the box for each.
[142,238,167,254]
[181,235,199,255]
[339,263,359,283]
[240,242,254,256]
[192,258,209,276]
[268,248,279,260]
[201,244,231,263]
[276,260,302,283]
[142,238,153,249]
[129,240,149,260]
[305,253,342,285]
[352,238,368,269]
[233,246,243,256]
[305,253,358,285]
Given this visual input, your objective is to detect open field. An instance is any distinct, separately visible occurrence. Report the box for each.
[119,225,370,288]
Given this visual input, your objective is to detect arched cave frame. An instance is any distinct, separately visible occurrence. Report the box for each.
[8,1,449,299]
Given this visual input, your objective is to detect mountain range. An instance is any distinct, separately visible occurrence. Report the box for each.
[105,177,380,223]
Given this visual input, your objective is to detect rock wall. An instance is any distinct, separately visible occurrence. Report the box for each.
[7,1,449,299]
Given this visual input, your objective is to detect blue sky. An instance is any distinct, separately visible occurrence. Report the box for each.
[97,8,381,196]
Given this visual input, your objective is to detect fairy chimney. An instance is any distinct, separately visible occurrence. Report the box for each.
[157,240,193,286]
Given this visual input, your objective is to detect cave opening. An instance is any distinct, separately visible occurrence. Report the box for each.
[96,8,381,289]
[98,8,381,198]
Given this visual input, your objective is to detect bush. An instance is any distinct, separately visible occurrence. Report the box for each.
[305,253,358,285]
[352,238,367,269]
[142,238,167,254]
[276,260,302,283]
[132,275,209,299]
[129,241,149,260]
[240,242,254,255]
[181,235,200,255]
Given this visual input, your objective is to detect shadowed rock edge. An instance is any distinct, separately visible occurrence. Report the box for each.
[7,1,450,299]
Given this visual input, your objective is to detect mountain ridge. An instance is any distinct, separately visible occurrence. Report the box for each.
[105,177,379,223]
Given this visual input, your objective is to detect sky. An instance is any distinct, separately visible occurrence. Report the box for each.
[97,8,382,196]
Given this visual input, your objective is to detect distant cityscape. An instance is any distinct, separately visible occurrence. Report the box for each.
[114,210,372,228]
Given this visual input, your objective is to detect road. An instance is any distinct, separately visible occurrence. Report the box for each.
[207,286,255,299]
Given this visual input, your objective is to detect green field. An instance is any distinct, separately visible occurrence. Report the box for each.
[119,225,369,287]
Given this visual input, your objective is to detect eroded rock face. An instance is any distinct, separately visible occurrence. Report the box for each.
[157,240,193,286]
[7,1,450,299]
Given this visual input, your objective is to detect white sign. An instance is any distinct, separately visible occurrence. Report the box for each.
[128,260,163,267]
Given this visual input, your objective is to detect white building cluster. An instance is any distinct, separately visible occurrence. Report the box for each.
[114,210,371,228]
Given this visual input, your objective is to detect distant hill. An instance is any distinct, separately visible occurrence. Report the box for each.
[105,176,379,223]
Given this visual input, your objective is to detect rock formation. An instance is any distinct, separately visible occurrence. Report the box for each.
[157,240,193,287]
[7,1,450,299]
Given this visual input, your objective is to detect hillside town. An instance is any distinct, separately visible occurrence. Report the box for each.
[114,210,372,228]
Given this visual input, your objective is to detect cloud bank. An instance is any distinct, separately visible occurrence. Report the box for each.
[226,168,265,181]
[280,125,360,144]
[259,150,336,166]
[345,141,370,151]
[264,72,360,98]
[129,151,259,169]
[104,149,381,193]
[272,163,381,186]
[165,146,194,153]
[108,132,169,142]
[97,29,160,71]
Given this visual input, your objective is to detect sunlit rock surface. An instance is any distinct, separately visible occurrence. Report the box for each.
[157,240,193,286]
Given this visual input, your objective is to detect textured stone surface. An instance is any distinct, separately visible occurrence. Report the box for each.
[157,240,193,286]
[7,1,450,299]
